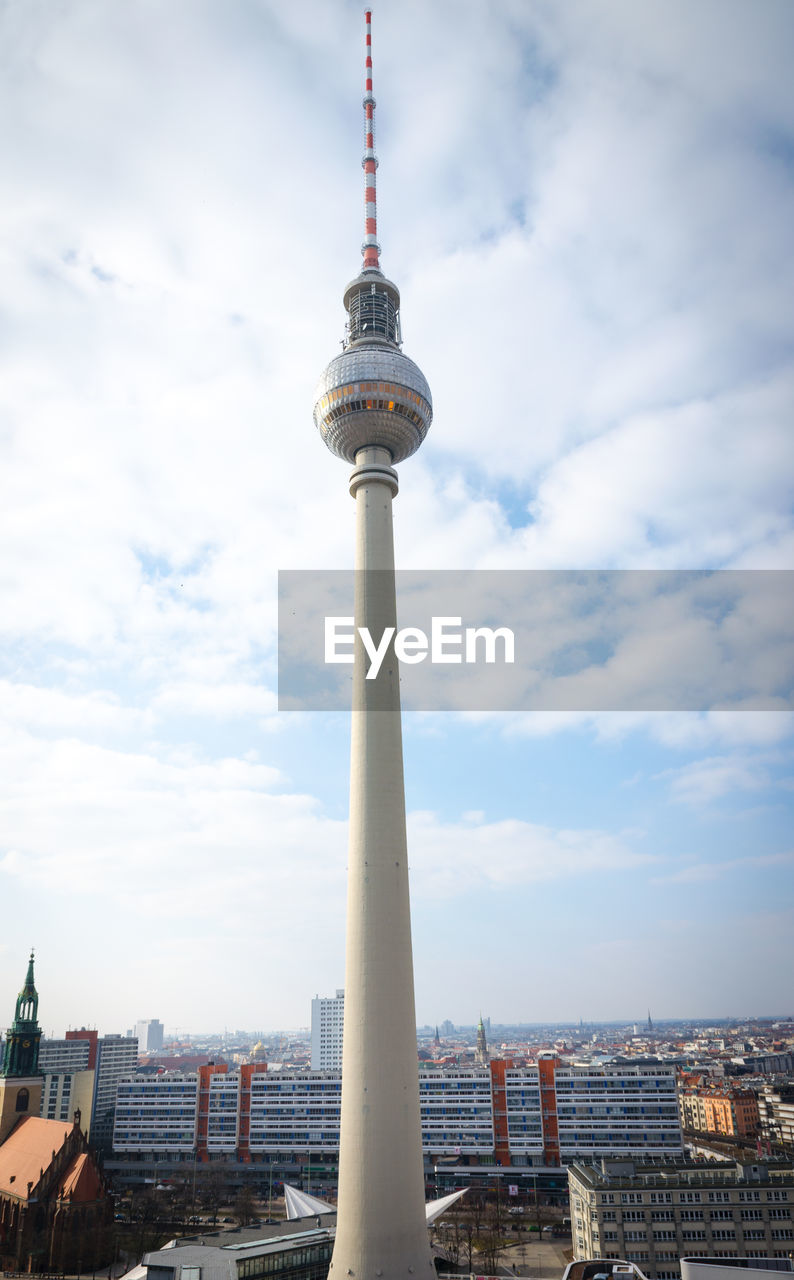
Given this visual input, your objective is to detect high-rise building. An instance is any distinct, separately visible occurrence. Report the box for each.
[312,12,434,1280]
[0,952,43,1143]
[310,990,344,1070]
[91,1033,139,1149]
[135,1019,164,1054]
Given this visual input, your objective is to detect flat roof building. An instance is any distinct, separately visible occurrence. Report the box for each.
[568,1158,794,1280]
[143,1217,336,1280]
[113,1059,682,1175]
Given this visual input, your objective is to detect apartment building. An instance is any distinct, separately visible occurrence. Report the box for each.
[115,1064,495,1159]
[679,1085,761,1140]
[568,1158,794,1280]
[554,1060,683,1161]
[113,1058,683,1168]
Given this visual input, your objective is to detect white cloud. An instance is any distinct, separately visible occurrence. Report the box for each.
[655,850,794,885]
[408,810,652,897]
[661,752,787,806]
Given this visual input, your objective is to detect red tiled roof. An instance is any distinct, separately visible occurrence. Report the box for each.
[0,1117,73,1199]
[60,1151,102,1202]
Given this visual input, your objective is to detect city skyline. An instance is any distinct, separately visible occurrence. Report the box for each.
[1,1,792,1033]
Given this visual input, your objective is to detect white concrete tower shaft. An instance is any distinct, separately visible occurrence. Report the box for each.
[326,447,434,1280]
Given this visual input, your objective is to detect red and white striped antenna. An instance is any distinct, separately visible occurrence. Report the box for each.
[361,9,381,271]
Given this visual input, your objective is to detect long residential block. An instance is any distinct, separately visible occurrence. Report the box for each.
[113,1056,682,1166]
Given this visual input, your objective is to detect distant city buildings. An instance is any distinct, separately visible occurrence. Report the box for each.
[568,1157,794,1280]
[3,948,793,1191]
[135,1018,164,1054]
[310,990,344,1070]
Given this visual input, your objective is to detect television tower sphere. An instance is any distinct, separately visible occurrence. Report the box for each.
[313,271,432,465]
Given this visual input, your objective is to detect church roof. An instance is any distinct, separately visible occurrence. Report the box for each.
[0,1116,73,1198]
[60,1150,103,1201]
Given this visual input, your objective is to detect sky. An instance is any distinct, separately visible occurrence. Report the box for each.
[1,0,793,1039]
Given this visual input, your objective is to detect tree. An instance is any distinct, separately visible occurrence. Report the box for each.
[200,1166,227,1225]
[234,1185,257,1227]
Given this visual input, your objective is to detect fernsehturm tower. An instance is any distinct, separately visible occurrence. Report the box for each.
[312,12,434,1280]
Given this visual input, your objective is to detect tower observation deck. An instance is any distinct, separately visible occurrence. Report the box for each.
[313,12,435,1280]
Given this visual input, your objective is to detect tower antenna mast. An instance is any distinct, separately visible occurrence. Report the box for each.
[362,9,380,272]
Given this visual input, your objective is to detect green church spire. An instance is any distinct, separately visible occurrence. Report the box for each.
[1,950,42,1079]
